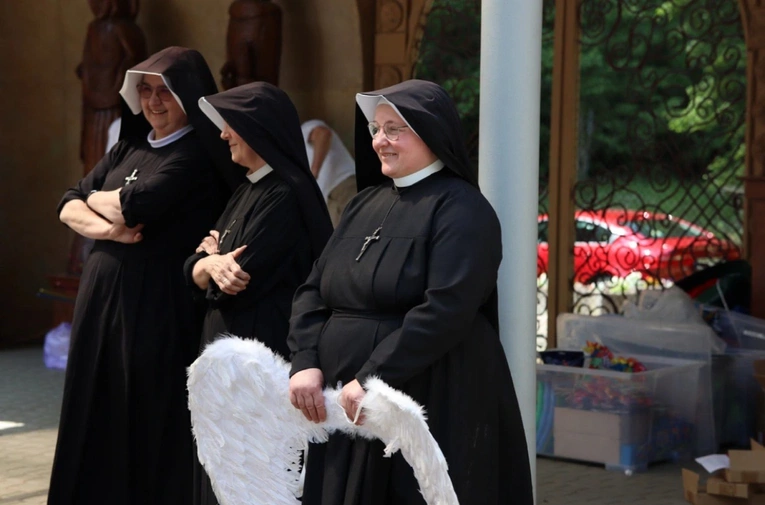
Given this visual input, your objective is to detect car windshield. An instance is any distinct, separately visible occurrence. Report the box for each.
[628,217,705,239]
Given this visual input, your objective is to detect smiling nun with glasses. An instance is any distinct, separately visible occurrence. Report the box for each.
[50,47,240,505]
[287,79,533,505]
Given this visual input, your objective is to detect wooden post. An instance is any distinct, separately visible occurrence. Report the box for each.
[357,0,376,91]
[545,0,580,347]
[739,0,765,318]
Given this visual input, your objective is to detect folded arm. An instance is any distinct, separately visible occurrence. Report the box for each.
[59,199,142,243]
[86,189,125,224]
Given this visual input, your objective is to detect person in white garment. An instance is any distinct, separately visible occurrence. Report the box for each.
[301,119,356,227]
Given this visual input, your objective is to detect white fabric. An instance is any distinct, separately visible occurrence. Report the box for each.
[199,97,225,131]
[355,94,418,137]
[119,70,186,115]
[188,337,459,505]
[393,159,444,188]
[246,165,273,184]
[147,124,193,148]
[301,120,356,201]
[106,117,121,153]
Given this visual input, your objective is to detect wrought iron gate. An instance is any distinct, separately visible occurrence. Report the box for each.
[413,0,746,351]
[567,0,745,335]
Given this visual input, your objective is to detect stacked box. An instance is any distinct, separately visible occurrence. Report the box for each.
[683,441,765,505]
[537,354,704,473]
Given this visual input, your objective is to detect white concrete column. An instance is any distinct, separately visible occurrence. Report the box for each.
[478,0,543,500]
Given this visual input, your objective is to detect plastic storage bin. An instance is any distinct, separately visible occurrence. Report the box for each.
[712,350,765,448]
[536,354,706,473]
[705,308,765,448]
[558,313,718,363]
[711,310,765,350]
[556,313,716,457]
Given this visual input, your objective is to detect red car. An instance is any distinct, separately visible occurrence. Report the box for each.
[537,210,741,284]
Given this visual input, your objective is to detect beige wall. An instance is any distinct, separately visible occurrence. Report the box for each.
[137,0,363,145]
[0,0,363,345]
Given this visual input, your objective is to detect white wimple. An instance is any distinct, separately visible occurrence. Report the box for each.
[187,336,459,505]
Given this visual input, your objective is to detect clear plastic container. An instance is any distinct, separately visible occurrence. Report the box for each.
[704,308,765,448]
[712,350,765,449]
[712,310,765,350]
[558,313,719,362]
[537,354,706,473]
[555,313,716,457]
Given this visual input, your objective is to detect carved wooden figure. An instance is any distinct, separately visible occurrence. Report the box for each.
[221,0,282,89]
[67,0,146,277]
[78,0,147,175]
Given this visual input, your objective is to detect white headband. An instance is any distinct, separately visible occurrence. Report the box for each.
[355,94,417,136]
[118,70,186,115]
[198,97,225,131]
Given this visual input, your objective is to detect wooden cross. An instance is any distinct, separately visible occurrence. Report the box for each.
[356,227,382,262]
[124,169,139,185]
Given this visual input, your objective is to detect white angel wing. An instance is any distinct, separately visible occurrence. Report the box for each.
[187,336,459,505]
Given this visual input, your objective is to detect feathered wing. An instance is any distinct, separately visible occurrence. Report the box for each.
[187,336,459,505]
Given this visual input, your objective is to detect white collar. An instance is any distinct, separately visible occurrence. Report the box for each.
[246,164,274,184]
[393,159,444,187]
[148,124,194,148]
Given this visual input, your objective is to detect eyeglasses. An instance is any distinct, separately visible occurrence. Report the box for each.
[136,83,174,102]
[367,121,410,141]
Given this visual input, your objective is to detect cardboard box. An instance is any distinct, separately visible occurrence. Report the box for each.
[682,469,765,505]
[684,441,765,505]
[726,442,765,483]
[706,477,751,498]
[553,407,650,466]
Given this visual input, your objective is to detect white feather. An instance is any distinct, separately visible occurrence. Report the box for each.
[187,336,459,505]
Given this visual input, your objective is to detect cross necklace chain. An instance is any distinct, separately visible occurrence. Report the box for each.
[356,188,400,262]
[124,169,139,185]
[219,219,237,249]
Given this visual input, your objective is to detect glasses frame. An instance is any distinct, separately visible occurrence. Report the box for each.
[367,121,410,141]
[136,83,175,102]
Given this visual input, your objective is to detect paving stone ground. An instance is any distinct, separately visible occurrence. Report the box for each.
[0,346,693,504]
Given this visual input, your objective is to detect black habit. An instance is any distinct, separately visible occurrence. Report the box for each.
[288,80,533,505]
[184,82,332,505]
[48,48,231,505]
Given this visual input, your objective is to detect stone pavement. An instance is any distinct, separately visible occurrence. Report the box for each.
[0,346,693,505]
[0,347,65,505]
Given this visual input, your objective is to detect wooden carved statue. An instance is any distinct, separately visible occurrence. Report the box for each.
[78,0,147,175]
[221,0,283,89]
[68,0,146,276]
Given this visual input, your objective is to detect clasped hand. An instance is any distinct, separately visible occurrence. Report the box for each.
[206,245,250,295]
[196,230,220,255]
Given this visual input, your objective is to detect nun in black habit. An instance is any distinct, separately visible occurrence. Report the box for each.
[49,47,238,505]
[184,82,333,505]
[287,79,533,505]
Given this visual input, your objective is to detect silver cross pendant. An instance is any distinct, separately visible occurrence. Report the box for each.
[356,227,382,262]
[124,169,138,185]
